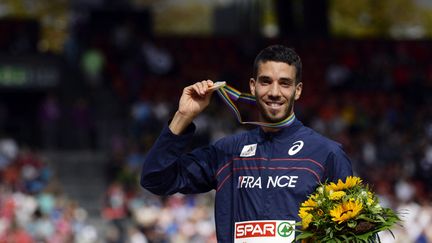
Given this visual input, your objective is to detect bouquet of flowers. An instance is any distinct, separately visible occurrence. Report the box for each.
[296,176,400,242]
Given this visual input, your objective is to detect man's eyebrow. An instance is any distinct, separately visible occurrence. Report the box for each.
[257,75,271,80]
[257,76,294,81]
[279,77,294,82]
[257,76,275,82]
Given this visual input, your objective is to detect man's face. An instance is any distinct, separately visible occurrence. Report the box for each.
[249,61,302,123]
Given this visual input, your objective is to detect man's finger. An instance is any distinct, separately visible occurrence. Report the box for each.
[198,81,207,95]
[191,85,203,97]
[201,80,209,92]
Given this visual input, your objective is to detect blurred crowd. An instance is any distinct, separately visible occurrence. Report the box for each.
[0,17,432,242]
[0,138,98,242]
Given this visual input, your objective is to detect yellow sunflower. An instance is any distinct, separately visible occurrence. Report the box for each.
[329,191,346,200]
[300,212,313,229]
[326,176,362,192]
[345,176,362,188]
[330,199,363,224]
[299,195,318,224]
[299,199,316,218]
[299,204,309,213]
[299,206,309,218]
[301,196,318,208]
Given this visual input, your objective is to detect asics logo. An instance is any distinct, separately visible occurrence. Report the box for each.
[288,141,304,156]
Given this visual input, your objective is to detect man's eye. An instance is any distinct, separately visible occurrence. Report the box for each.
[260,79,271,85]
[280,79,294,87]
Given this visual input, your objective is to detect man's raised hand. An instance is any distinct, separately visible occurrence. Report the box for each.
[170,80,217,135]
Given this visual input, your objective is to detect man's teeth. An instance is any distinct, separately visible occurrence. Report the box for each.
[268,103,282,107]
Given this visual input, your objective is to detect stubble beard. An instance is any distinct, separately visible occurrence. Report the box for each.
[257,94,295,123]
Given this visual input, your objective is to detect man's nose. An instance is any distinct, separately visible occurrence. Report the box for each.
[268,82,281,98]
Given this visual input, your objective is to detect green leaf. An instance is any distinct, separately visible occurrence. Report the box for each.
[357,214,379,223]
[295,231,315,241]
[335,224,344,231]
[340,234,350,242]
[347,220,357,228]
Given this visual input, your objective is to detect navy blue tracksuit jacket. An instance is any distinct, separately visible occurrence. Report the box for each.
[141,119,353,242]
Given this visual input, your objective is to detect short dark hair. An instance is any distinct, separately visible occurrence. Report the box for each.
[253,45,302,84]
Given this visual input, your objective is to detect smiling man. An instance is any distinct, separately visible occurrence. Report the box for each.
[140,45,353,242]
[250,51,302,131]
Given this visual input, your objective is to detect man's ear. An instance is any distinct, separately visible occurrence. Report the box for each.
[295,82,303,100]
[249,78,256,96]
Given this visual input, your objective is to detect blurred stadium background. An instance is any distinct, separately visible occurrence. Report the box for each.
[0,0,431,242]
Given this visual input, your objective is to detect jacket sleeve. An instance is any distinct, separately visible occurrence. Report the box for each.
[325,144,353,182]
[140,124,219,195]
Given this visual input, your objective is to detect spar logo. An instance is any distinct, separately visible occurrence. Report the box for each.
[235,221,276,239]
[277,222,295,237]
[235,220,295,240]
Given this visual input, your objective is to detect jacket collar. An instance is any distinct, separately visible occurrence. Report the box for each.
[256,118,303,141]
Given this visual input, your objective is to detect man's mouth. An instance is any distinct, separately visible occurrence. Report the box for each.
[264,101,284,109]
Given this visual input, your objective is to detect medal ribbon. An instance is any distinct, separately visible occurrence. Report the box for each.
[215,82,296,128]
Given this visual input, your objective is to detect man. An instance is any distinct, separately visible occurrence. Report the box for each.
[141,45,353,242]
